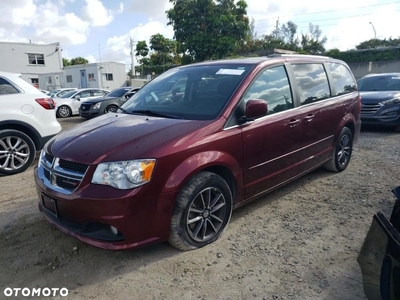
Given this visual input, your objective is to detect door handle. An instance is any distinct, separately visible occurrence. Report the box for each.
[304,114,314,121]
[288,119,300,127]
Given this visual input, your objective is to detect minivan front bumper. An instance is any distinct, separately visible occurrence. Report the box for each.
[34,166,176,250]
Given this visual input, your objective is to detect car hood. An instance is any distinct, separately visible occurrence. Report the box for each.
[360,91,400,104]
[84,96,120,104]
[45,113,208,165]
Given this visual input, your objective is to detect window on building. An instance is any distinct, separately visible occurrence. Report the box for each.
[88,74,95,81]
[66,75,73,83]
[103,73,113,81]
[291,63,331,105]
[31,78,39,84]
[28,53,45,65]
[46,77,52,84]
[0,78,19,95]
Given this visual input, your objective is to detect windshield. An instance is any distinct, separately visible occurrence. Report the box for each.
[121,64,253,120]
[57,89,73,97]
[47,90,60,97]
[60,90,77,98]
[358,75,400,91]
[107,88,131,98]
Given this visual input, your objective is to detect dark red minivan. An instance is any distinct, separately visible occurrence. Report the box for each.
[34,54,361,250]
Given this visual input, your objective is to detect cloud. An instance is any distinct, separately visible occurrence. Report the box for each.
[128,0,172,22]
[99,21,175,68]
[81,0,114,27]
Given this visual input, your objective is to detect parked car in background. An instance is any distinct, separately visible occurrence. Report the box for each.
[39,89,49,94]
[54,88,110,118]
[46,88,77,98]
[35,54,361,251]
[79,87,141,119]
[358,186,400,300]
[0,71,61,175]
[358,73,400,131]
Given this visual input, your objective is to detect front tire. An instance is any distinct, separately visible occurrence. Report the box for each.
[324,127,353,172]
[105,105,118,113]
[0,129,36,175]
[56,105,72,118]
[169,171,233,251]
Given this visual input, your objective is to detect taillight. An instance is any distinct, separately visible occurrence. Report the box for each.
[35,98,56,110]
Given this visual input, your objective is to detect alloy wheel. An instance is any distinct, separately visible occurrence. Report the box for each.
[0,136,30,171]
[186,187,227,243]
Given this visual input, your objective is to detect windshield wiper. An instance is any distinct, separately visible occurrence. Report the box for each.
[130,110,183,119]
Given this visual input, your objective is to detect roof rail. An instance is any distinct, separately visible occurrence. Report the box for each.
[267,54,331,59]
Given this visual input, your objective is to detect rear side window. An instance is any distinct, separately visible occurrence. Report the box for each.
[244,65,293,114]
[327,63,357,96]
[0,78,19,95]
[92,90,105,97]
[292,64,331,105]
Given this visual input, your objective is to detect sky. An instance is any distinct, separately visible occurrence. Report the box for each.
[0,0,399,70]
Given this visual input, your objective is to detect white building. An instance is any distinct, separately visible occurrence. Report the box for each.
[63,62,127,90]
[0,41,63,86]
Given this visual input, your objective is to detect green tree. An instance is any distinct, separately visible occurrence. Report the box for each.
[166,0,250,61]
[62,58,70,67]
[356,37,400,50]
[135,41,149,61]
[300,23,327,54]
[70,57,89,65]
[280,21,298,49]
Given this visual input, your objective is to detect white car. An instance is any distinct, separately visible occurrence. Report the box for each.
[54,88,110,118]
[0,71,61,175]
[46,88,77,98]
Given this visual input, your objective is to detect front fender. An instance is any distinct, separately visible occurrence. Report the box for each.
[162,150,243,196]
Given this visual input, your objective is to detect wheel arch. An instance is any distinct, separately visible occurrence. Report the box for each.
[162,151,243,205]
[0,120,41,149]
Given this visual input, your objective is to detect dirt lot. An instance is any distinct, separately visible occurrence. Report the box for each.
[0,117,399,300]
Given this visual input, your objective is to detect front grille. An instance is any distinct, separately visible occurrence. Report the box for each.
[361,103,381,115]
[81,103,92,110]
[38,152,88,195]
[45,153,54,164]
[59,159,88,174]
[44,169,51,180]
[56,176,81,190]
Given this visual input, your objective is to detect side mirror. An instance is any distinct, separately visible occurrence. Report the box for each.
[74,96,81,101]
[240,99,268,123]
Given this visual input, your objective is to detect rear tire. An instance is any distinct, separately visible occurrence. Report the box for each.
[0,129,36,175]
[324,127,353,173]
[168,171,233,251]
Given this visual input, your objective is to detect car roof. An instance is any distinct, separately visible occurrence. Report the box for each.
[361,73,400,78]
[0,71,23,79]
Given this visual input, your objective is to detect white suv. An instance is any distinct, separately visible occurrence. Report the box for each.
[0,72,61,175]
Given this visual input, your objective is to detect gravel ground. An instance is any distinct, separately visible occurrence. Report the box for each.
[0,117,399,300]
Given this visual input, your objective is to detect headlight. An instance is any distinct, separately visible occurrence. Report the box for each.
[91,159,156,189]
[92,102,101,110]
[381,98,400,106]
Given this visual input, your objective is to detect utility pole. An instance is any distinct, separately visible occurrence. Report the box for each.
[130,38,135,77]
[98,43,102,62]
[275,17,279,38]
